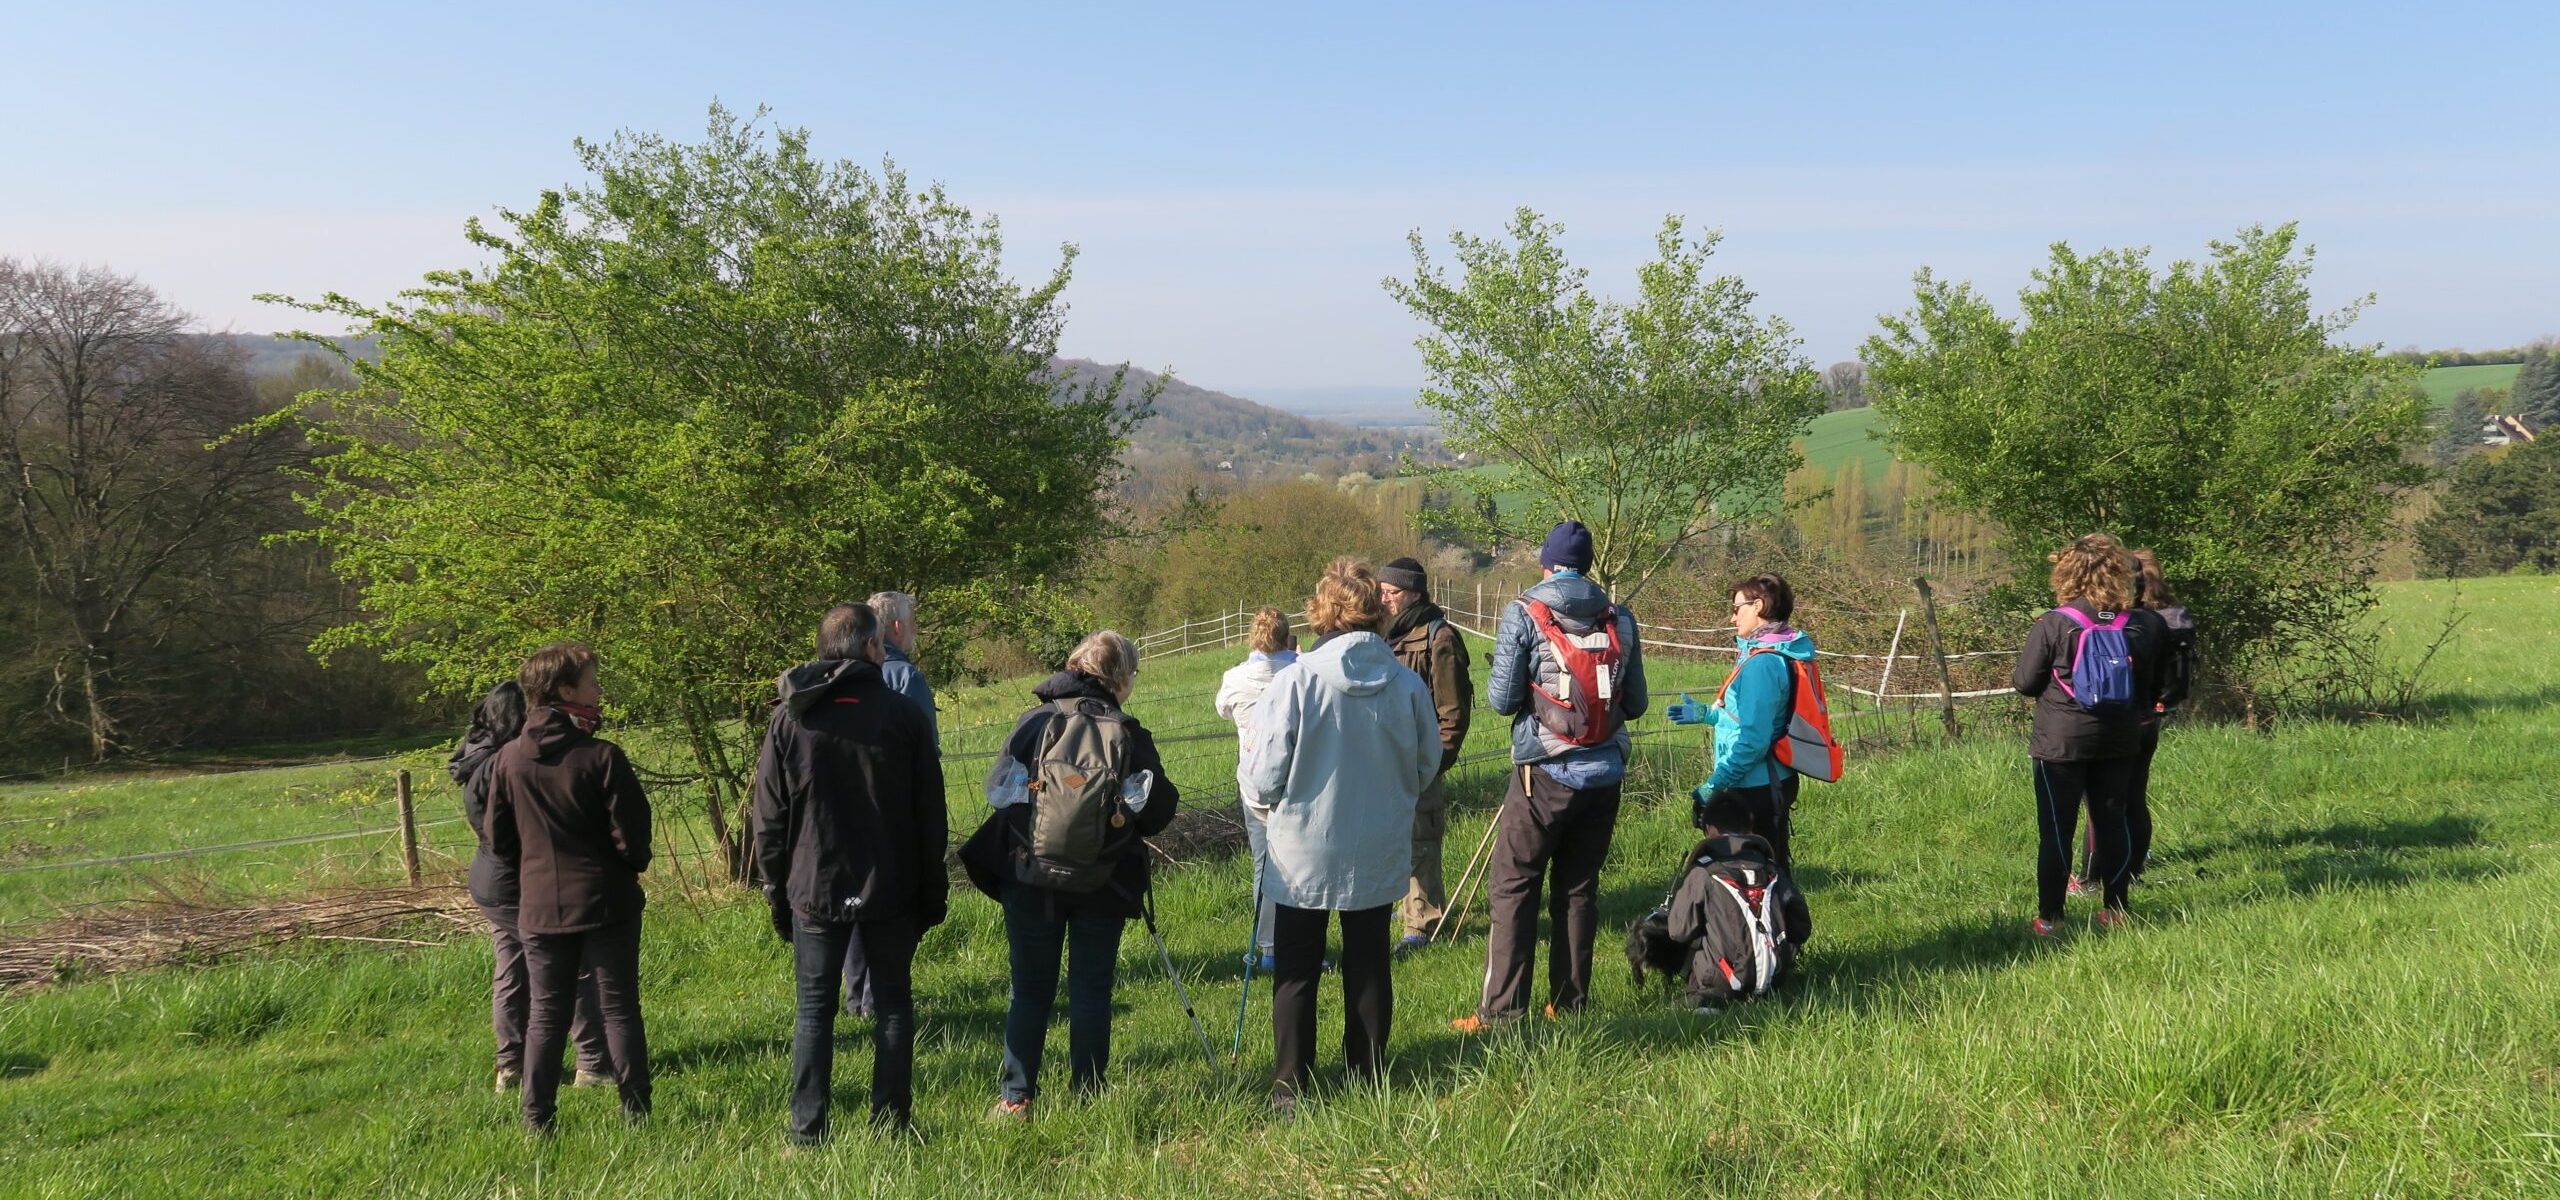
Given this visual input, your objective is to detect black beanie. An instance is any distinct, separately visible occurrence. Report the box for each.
[1379,556,1428,596]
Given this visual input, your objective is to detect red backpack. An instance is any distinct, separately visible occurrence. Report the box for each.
[1524,599,1628,747]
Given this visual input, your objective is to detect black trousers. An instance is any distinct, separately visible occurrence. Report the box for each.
[2035,758,2137,921]
[1478,765,1622,1018]
[479,904,611,1077]
[2080,721,2161,881]
[1271,902,1392,1096]
[793,917,919,1140]
[1698,774,1799,872]
[520,916,649,1128]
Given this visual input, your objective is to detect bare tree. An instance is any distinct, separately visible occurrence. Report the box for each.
[0,261,303,759]
[1822,360,1869,411]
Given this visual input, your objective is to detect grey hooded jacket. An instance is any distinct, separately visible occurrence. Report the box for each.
[1485,571,1649,766]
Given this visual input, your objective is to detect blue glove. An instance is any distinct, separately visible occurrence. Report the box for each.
[1664,693,1712,726]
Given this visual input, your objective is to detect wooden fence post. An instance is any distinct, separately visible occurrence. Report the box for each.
[1913,577,1962,739]
[395,768,422,887]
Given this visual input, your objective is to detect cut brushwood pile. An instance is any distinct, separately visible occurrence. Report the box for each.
[0,885,477,995]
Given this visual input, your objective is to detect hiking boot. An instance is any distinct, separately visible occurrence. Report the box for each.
[1396,934,1432,956]
[1690,1003,1724,1018]
[988,1098,1032,1123]
[2066,876,2097,898]
[494,1066,521,1095]
[1541,1003,1560,1021]
[2028,917,2061,938]
[1269,1088,1299,1120]
[573,1068,614,1089]
[1450,1012,1516,1035]
[2092,908,2128,931]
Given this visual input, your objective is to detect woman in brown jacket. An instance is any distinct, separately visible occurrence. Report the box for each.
[485,642,654,1131]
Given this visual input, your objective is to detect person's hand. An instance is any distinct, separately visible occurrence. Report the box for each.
[765,889,793,944]
[1665,693,1712,726]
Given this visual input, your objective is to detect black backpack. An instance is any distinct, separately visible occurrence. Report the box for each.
[2153,605,2201,711]
[1667,834,1803,1007]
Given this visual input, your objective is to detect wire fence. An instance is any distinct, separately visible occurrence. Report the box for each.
[2,580,2033,917]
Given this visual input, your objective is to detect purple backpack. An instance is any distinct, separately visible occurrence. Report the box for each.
[2051,608,2137,716]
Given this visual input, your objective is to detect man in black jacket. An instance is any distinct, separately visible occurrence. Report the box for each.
[750,603,949,1142]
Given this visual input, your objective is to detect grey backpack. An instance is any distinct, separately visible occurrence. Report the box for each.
[1011,698,1137,893]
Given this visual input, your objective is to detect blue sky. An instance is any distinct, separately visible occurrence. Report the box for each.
[6,1,2552,396]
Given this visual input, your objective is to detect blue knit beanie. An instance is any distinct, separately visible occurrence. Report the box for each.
[1539,521,1594,571]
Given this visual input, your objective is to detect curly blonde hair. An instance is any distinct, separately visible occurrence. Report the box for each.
[2048,534,2135,611]
[1306,556,1386,637]
[1249,606,1295,655]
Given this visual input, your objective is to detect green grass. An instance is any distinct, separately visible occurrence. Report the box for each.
[2421,363,2523,412]
[5,578,2560,1196]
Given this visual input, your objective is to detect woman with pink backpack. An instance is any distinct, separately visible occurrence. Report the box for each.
[2011,534,2172,935]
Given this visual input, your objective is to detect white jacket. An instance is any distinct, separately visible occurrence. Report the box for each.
[1243,631,1440,911]
[1217,650,1294,808]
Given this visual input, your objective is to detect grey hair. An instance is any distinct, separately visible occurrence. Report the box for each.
[867,590,917,631]
[1064,630,1138,694]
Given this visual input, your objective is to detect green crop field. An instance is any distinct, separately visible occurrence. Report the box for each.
[4,577,2559,1197]
[2420,363,2523,412]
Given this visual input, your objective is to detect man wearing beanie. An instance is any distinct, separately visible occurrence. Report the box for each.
[1376,556,1472,953]
[1453,520,1647,1030]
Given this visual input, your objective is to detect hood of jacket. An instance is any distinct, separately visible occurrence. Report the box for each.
[1032,669,1120,709]
[1524,571,1613,623]
[777,657,884,716]
[1737,627,1817,662]
[521,706,592,761]
[1299,630,1402,698]
[447,733,502,786]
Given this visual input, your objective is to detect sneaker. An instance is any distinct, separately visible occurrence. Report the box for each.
[2092,908,2128,931]
[495,1066,521,1094]
[1396,934,1432,956]
[2028,917,2061,938]
[1541,1003,1559,1021]
[2066,876,2097,898]
[1251,952,1276,973]
[988,1098,1032,1123]
[572,1069,614,1089]
[1450,1013,1514,1035]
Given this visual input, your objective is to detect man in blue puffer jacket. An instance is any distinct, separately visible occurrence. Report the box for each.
[1454,521,1649,1030]
[1687,573,1816,872]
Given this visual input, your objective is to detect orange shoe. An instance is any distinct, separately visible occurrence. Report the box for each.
[1450,1013,1507,1034]
[1542,1004,1558,1021]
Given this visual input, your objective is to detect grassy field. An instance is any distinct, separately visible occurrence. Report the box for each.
[2420,362,2523,411]
[3,577,2558,1196]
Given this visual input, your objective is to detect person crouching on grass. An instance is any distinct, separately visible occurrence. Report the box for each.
[749,602,947,1143]
[484,642,653,1132]
[2012,534,2169,935]
[1244,557,1442,1115]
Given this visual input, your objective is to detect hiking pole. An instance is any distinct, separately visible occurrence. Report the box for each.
[1140,891,1222,1078]
[1230,855,1263,1070]
[1438,797,1507,946]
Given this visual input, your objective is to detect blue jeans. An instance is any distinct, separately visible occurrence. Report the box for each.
[1000,884,1125,1103]
[792,917,918,1140]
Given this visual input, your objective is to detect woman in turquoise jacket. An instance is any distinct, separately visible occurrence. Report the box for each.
[1675,574,1816,870]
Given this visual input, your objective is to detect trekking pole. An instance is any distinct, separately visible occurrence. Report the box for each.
[1140,892,1222,1078]
[1438,796,1508,946]
[1230,859,1263,1070]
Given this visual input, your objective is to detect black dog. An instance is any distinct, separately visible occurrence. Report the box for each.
[1625,905,1687,990]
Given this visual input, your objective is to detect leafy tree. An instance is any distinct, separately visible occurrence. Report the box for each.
[266,107,1144,872]
[1863,224,2430,702]
[1386,209,1824,602]
[2415,437,2560,577]
[2512,342,2560,426]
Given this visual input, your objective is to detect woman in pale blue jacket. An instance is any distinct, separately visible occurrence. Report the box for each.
[1243,557,1440,1114]
[1680,573,1816,870]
